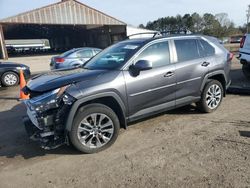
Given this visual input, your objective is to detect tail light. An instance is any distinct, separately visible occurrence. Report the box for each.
[240,36,246,48]
[55,58,65,63]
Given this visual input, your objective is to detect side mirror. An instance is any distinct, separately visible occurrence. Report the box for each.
[133,60,152,71]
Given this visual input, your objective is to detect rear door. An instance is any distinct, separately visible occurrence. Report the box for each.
[173,38,209,106]
[198,38,216,73]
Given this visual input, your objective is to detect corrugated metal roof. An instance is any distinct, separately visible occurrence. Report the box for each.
[0,0,126,26]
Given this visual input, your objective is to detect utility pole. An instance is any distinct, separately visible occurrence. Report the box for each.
[247,5,250,33]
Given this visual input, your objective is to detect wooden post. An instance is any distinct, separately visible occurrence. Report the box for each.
[0,25,8,60]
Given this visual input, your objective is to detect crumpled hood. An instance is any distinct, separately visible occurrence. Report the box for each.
[27,67,106,92]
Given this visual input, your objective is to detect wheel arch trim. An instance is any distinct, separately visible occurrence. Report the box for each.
[65,92,127,131]
[200,71,227,93]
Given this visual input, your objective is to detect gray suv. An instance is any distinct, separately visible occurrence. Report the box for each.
[23,34,232,153]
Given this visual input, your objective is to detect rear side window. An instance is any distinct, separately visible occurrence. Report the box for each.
[77,50,93,58]
[198,39,215,57]
[93,49,101,55]
[135,41,170,68]
[61,49,77,57]
[175,39,200,62]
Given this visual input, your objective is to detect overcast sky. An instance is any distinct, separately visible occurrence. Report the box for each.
[0,0,249,26]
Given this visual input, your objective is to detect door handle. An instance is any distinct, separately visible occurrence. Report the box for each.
[201,62,210,67]
[164,71,174,78]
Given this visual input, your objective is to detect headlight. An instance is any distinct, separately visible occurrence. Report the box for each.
[16,66,27,70]
[27,85,74,112]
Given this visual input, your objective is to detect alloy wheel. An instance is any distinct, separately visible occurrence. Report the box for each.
[206,84,222,110]
[4,73,18,86]
[77,113,114,149]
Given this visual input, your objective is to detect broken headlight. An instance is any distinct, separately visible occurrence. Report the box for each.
[27,85,75,113]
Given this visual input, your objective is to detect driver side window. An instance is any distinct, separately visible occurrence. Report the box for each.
[135,41,170,68]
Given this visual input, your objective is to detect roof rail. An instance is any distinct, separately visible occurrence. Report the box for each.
[127,32,161,39]
[127,29,191,39]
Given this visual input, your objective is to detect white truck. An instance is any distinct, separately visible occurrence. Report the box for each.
[239,34,250,79]
[238,34,250,79]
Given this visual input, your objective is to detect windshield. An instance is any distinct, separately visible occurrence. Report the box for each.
[84,41,142,70]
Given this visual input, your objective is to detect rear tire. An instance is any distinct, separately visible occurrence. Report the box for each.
[1,71,19,87]
[69,103,120,154]
[197,80,223,113]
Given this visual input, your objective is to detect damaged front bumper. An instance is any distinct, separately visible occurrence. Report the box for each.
[23,87,76,149]
[23,116,66,150]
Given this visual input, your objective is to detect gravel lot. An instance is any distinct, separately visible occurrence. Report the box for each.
[0,57,249,188]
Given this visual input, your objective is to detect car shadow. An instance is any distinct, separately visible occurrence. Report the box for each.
[0,101,200,160]
[0,102,81,160]
[228,68,250,95]
[239,131,250,138]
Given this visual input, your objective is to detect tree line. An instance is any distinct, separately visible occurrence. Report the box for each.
[139,13,247,38]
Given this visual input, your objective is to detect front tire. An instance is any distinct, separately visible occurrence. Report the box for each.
[1,71,19,87]
[69,104,120,153]
[197,80,223,113]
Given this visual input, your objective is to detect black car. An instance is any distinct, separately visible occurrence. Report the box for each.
[0,62,31,87]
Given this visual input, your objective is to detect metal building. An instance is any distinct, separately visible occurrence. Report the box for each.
[0,0,127,59]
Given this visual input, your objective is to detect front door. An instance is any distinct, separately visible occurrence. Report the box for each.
[123,40,176,119]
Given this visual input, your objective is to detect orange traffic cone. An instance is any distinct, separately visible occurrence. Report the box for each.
[19,69,29,100]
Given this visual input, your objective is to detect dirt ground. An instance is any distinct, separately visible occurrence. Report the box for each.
[0,58,250,188]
